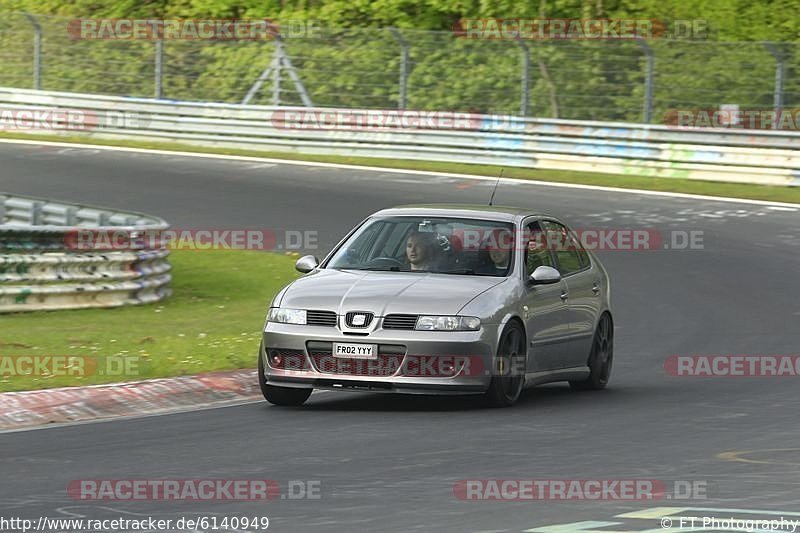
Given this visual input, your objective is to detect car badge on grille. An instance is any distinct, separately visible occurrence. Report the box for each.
[351,314,367,326]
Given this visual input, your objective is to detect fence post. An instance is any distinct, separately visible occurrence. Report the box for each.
[516,38,530,116]
[635,37,654,123]
[278,37,313,107]
[22,13,42,90]
[272,39,283,106]
[154,40,164,99]
[764,43,786,117]
[242,48,280,105]
[389,28,409,110]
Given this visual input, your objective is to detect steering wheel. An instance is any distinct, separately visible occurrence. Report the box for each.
[364,256,405,269]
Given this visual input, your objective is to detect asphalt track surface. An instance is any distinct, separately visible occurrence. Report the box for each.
[1,142,799,532]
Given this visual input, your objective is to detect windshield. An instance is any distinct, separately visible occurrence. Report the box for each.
[326,216,516,276]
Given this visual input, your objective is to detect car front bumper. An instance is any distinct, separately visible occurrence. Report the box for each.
[261,322,498,395]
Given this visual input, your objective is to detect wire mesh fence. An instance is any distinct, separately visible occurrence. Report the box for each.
[0,11,798,125]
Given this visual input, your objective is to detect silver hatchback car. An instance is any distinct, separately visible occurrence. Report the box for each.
[259,204,613,407]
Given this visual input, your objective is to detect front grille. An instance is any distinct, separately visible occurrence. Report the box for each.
[307,341,406,376]
[265,348,308,370]
[345,311,374,328]
[306,310,337,327]
[382,314,419,330]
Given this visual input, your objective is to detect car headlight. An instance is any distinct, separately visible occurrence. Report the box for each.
[415,315,481,331]
[267,308,307,325]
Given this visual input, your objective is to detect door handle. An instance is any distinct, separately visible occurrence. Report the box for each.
[560,290,569,301]
[592,281,600,295]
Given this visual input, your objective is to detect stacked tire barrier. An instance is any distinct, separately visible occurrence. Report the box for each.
[1,88,799,186]
[0,193,172,312]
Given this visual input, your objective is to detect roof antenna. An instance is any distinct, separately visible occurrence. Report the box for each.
[488,169,504,206]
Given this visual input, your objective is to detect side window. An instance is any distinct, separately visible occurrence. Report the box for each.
[542,221,587,276]
[524,221,555,276]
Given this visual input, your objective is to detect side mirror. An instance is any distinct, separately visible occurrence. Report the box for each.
[528,265,561,285]
[295,255,319,273]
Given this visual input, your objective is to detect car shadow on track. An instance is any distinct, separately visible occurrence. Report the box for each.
[280,384,632,412]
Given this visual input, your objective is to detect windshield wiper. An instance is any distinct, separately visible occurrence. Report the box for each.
[348,266,401,272]
[439,268,476,275]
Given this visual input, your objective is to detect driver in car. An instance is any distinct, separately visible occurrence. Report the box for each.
[405,231,440,271]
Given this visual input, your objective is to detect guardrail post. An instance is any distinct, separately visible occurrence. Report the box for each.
[23,13,42,90]
[765,43,786,117]
[65,207,78,226]
[389,28,409,110]
[635,37,654,124]
[154,40,164,99]
[30,202,43,225]
[516,37,530,116]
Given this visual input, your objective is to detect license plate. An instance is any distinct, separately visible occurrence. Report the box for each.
[333,343,377,360]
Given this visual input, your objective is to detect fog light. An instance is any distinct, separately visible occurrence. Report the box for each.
[270,350,283,366]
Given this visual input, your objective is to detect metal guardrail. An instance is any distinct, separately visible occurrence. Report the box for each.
[1,88,799,187]
[0,193,172,313]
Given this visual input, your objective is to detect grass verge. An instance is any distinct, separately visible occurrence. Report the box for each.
[0,249,300,392]
[1,132,798,204]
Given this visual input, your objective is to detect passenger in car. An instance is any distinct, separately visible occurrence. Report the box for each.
[477,228,513,276]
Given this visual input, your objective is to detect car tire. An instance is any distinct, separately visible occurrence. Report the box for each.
[484,321,526,407]
[258,348,312,406]
[569,313,613,391]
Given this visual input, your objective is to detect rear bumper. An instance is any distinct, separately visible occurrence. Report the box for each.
[261,323,498,394]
